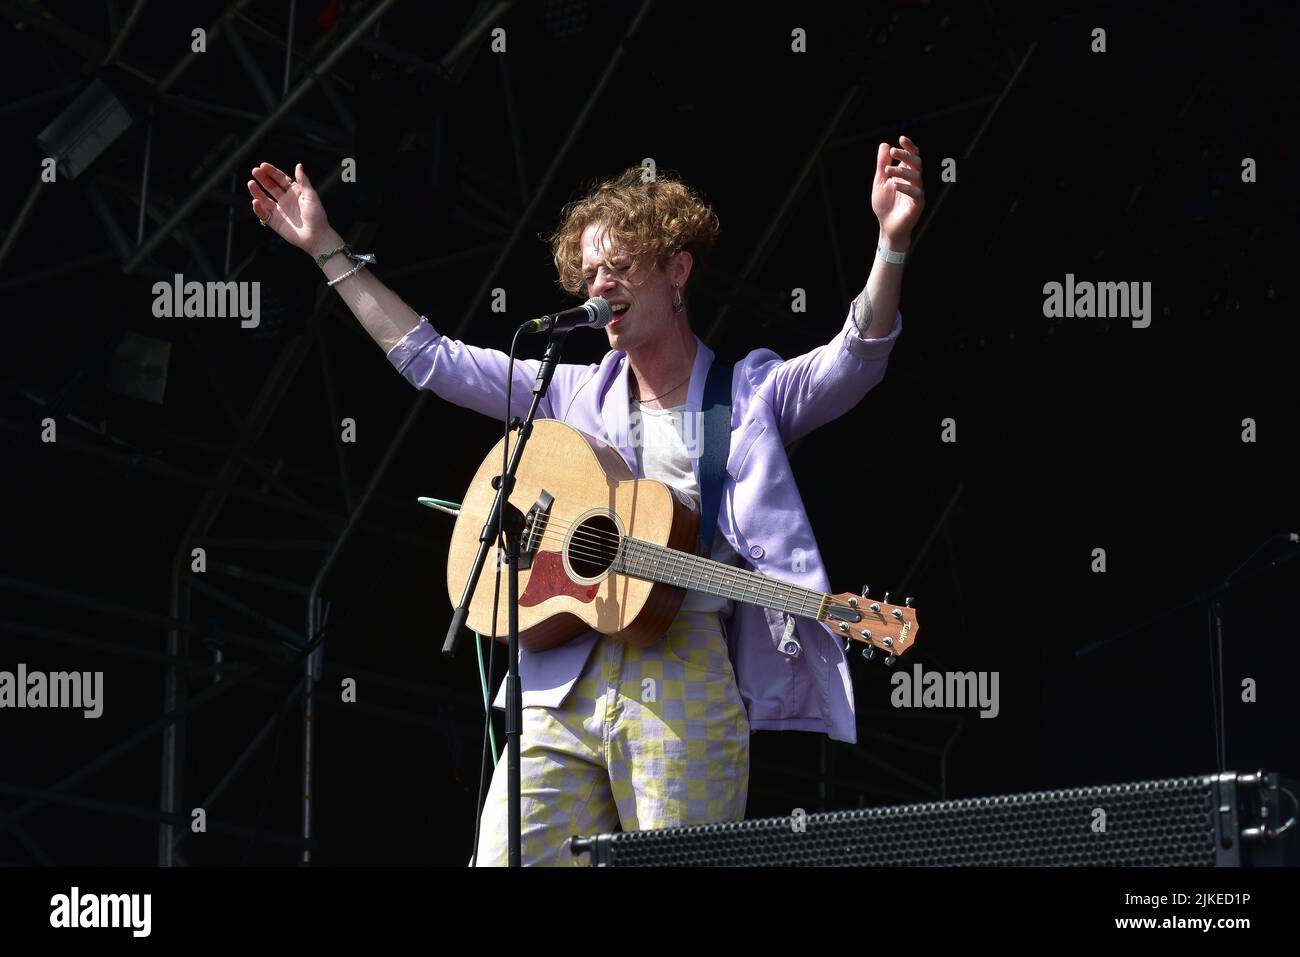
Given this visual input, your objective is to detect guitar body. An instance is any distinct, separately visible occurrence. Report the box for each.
[447,420,700,652]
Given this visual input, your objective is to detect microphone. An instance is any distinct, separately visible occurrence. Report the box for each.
[520,297,612,334]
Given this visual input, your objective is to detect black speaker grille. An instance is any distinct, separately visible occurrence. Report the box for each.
[578,775,1228,866]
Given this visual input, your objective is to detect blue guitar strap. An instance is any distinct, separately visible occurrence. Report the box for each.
[698,360,733,558]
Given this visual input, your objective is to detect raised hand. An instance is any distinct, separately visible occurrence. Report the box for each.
[872,135,925,249]
[247,162,336,254]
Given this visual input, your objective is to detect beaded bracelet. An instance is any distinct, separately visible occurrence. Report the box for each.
[326,260,369,287]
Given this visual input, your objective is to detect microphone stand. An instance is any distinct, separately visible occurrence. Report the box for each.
[1079,537,1300,775]
[443,327,570,867]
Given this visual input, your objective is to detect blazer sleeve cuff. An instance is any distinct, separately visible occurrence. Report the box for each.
[384,316,437,375]
[841,308,902,360]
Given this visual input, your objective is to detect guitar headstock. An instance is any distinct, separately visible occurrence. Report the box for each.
[822,588,919,664]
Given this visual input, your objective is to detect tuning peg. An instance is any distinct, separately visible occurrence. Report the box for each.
[861,646,876,661]
[891,609,903,620]
[904,596,914,608]
[884,654,897,666]
[882,591,890,605]
[843,636,852,652]
[860,585,870,598]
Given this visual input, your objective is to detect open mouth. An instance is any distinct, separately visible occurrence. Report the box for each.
[608,302,630,328]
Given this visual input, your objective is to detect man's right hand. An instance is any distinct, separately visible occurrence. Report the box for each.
[247,162,340,256]
[249,161,422,352]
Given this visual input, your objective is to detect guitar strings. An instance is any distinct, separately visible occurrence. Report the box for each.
[478,511,892,616]
[473,512,830,614]
[475,524,901,625]
[467,510,901,618]
[494,522,894,618]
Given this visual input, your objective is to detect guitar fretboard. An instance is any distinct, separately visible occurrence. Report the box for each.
[613,536,827,620]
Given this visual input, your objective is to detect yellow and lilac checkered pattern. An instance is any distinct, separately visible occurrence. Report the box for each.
[471,609,750,866]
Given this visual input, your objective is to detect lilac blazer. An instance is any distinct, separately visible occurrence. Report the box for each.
[386,301,901,743]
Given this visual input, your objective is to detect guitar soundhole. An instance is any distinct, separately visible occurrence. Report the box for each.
[566,513,621,580]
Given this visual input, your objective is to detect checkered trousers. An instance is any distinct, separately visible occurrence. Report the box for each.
[471,609,750,866]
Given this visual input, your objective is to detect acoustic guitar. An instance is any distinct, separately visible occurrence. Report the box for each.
[447,419,919,659]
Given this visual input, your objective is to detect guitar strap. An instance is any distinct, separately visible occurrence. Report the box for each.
[698,360,734,558]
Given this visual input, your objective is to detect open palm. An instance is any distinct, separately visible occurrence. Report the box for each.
[871,135,925,245]
[247,162,331,253]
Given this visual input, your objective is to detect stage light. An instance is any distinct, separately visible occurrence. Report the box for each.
[37,77,135,181]
[107,331,170,405]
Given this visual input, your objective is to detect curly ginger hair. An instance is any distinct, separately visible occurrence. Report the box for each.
[546,166,720,308]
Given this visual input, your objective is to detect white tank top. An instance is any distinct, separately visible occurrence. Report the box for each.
[629,399,741,614]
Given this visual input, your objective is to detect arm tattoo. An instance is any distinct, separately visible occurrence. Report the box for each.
[851,288,874,336]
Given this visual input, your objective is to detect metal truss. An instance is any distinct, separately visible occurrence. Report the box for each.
[0,0,1030,864]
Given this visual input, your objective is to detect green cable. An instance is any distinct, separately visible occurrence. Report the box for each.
[417,496,463,510]
[474,630,499,766]
[420,495,499,766]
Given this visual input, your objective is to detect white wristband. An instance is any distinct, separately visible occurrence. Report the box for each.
[877,244,907,265]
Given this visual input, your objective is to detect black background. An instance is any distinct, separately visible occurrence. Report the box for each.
[0,0,1295,866]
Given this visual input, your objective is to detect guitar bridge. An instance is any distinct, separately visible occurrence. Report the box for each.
[518,490,554,570]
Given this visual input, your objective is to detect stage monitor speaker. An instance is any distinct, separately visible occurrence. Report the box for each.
[570,770,1297,867]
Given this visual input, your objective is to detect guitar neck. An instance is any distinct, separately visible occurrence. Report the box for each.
[613,537,828,620]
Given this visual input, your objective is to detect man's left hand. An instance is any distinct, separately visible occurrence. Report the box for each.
[872,134,925,251]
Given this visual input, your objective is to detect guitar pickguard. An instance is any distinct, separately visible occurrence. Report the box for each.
[518,550,599,606]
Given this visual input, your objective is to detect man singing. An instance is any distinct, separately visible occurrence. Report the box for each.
[248,137,924,865]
